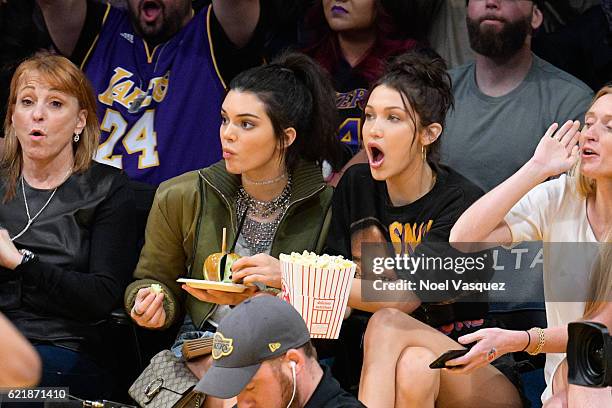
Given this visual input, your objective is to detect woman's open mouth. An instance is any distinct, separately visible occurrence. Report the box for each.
[29,130,46,140]
[368,144,385,169]
[581,147,599,159]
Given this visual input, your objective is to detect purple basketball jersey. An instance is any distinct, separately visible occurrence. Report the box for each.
[83,5,225,185]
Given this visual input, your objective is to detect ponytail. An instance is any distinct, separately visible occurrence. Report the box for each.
[229,52,344,171]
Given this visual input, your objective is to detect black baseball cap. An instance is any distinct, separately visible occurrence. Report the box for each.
[195,295,311,399]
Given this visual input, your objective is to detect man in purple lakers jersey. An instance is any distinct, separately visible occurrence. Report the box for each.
[37,0,264,185]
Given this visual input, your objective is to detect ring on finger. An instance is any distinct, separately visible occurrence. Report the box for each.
[132,305,145,317]
[486,347,497,362]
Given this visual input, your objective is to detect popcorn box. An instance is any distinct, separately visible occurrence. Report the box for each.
[280,251,356,339]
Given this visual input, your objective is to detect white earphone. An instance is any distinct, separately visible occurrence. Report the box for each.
[286,360,297,408]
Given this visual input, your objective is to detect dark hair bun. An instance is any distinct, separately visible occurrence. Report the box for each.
[384,52,451,98]
[371,49,454,170]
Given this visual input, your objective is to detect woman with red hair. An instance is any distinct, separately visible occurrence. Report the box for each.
[304,0,419,165]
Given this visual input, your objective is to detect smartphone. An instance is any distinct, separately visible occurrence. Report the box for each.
[429,349,469,369]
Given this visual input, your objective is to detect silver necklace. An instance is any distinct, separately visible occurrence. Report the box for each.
[235,176,291,254]
[242,172,287,186]
[10,169,72,241]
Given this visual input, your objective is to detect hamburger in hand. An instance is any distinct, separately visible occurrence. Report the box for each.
[204,228,241,283]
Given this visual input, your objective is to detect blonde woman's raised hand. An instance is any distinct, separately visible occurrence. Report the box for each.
[530,120,581,178]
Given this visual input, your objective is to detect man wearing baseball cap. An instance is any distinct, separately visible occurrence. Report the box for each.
[195,295,365,407]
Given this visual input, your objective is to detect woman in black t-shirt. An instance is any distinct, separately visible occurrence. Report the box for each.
[324,52,523,407]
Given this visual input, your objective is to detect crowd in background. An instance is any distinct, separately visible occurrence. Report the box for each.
[0,1,611,407]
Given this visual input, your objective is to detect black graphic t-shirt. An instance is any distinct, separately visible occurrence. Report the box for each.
[325,163,488,327]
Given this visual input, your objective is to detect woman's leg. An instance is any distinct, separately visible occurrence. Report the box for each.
[395,346,439,408]
[568,385,612,407]
[543,360,568,408]
[359,308,522,408]
[359,308,411,407]
[546,359,612,407]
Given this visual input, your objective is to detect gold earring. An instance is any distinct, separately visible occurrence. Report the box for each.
[421,146,427,162]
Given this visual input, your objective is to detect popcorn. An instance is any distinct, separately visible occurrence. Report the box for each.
[150,283,163,294]
[280,251,356,339]
[279,251,355,270]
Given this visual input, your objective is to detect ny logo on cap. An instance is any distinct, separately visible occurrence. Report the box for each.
[212,332,234,360]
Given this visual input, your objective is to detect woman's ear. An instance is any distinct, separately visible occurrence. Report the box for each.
[283,127,297,148]
[75,109,87,135]
[420,123,442,147]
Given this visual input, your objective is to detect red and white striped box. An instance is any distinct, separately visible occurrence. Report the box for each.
[280,252,356,339]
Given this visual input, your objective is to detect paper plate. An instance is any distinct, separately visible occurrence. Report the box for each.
[177,278,248,293]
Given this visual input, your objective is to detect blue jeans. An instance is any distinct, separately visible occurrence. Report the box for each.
[0,346,113,408]
[36,345,113,400]
[171,316,215,359]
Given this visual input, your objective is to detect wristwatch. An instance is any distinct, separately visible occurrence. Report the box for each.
[18,249,37,265]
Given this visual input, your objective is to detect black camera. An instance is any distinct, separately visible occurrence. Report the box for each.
[567,321,612,388]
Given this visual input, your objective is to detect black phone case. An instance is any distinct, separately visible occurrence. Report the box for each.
[429,349,469,369]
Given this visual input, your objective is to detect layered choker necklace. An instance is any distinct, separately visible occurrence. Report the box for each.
[235,175,292,254]
[10,168,73,241]
[242,172,287,186]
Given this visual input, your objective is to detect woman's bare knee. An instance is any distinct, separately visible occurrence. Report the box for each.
[368,308,407,331]
[364,308,425,347]
[397,346,439,387]
[363,308,407,348]
[396,346,439,404]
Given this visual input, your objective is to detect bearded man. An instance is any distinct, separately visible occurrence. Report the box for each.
[440,0,592,193]
[438,2,594,404]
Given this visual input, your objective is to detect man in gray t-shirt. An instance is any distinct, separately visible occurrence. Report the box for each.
[440,0,592,192]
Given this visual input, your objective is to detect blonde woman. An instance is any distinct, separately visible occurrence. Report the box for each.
[0,54,137,399]
[449,85,612,405]
[545,240,612,407]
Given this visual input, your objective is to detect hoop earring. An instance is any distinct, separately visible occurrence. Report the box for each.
[73,133,80,143]
[421,145,427,163]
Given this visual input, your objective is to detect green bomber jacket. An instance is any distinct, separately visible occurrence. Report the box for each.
[124,160,333,329]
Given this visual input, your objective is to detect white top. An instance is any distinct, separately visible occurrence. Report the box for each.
[504,174,598,402]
